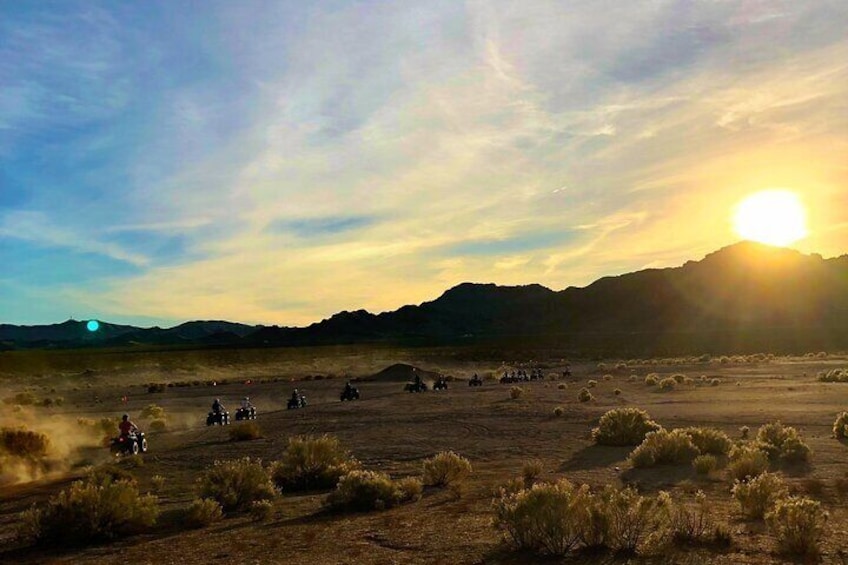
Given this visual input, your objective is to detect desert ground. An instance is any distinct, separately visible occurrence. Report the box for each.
[1,346,847,564]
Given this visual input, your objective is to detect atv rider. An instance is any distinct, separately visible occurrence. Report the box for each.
[212,398,226,414]
[241,397,253,410]
[344,381,354,395]
[119,414,138,438]
[291,389,301,405]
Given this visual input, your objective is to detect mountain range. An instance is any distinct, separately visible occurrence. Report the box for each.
[3,242,848,356]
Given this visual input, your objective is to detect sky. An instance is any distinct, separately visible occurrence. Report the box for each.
[1,0,847,328]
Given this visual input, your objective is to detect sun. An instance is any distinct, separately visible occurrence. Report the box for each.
[733,189,807,247]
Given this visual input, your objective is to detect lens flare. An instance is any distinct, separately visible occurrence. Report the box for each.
[86,320,100,332]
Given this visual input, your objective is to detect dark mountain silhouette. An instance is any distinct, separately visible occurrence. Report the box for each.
[3,242,848,355]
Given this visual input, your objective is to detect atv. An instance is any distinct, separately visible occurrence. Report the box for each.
[404,381,428,393]
[287,394,307,409]
[235,406,257,420]
[340,387,360,401]
[206,410,230,426]
[468,375,483,387]
[433,378,448,391]
[110,431,147,456]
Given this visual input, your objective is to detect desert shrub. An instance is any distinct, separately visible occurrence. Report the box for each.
[710,378,720,386]
[818,369,848,383]
[833,412,848,439]
[149,419,167,432]
[603,374,613,381]
[229,422,262,442]
[553,406,564,417]
[629,374,638,382]
[732,472,789,519]
[324,470,417,512]
[578,388,593,402]
[591,408,661,446]
[765,496,827,556]
[396,476,424,502]
[493,479,592,556]
[740,425,750,440]
[151,475,166,491]
[0,428,50,458]
[147,383,166,393]
[270,434,359,491]
[509,386,524,399]
[196,457,277,513]
[692,455,717,475]
[600,486,672,554]
[19,478,158,545]
[629,429,699,468]
[185,498,223,528]
[422,451,472,487]
[614,388,622,396]
[727,444,770,481]
[249,499,274,522]
[658,377,676,391]
[521,459,543,487]
[645,374,659,386]
[587,379,598,388]
[4,391,37,405]
[834,475,848,499]
[680,427,732,456]
[139,404,165,420]
[670,491,724,546]
[671,374,686,384]
[557,383,567,390]
[756,422,811,463]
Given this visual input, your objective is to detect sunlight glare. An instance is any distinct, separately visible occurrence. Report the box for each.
[733,189,807,247]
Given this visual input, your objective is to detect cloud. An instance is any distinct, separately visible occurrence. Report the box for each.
[2,1,848,325]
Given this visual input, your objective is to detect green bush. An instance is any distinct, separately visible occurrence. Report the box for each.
[19,478,159,545]
[727,444,769,481]
[493,479,592,556]
[732,472,788,519]
[766,496,827,556]
[591,408,662,446]
[578,388,593,402]
[692,455,717,475]
[680,427,732,456]
[196,457,277,513]
[229,422,262,441]
[833,412,848,439]
[629,429,699,468]
[422,451,472,487]
[756,422,811,463]
[324,470,419,512]
[185,497,223,528]
[270,435,359,491]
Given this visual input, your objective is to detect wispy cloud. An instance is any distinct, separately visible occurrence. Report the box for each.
[2,1,847,325]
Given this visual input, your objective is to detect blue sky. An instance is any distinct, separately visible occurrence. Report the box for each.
[1,1,847,327]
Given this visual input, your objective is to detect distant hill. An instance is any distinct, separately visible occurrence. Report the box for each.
[3,242,848,355]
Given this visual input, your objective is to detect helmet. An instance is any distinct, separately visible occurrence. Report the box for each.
[215,398,220,403]
[122,414,129,421]
[244,397,249,401]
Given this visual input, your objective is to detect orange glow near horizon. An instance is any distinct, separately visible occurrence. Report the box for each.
[733,190,808,247]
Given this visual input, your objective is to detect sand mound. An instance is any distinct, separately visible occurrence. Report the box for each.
[367,363,441,382]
